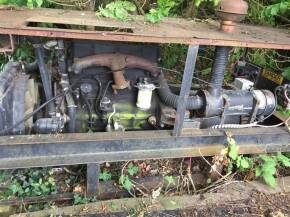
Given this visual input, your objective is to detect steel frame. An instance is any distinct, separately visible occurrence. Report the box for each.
[0,8,290,195]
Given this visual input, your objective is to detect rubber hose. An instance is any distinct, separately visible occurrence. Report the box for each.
[67,105,76,133]
[25,60,38,72]
[210,46,230,97]
[157,73,204,110]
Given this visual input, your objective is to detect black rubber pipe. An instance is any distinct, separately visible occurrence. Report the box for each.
[34,45,56,116]
[24,60,38,72]
[157,73,204,110]
[210,46,231,97]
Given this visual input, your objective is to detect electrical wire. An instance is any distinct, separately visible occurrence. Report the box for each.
[99,80,113,106]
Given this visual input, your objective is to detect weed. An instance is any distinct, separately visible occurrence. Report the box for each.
[96,1,136,21]
[261,1,290,26]
[73,193,96,205]
[145,0,176,23]
[164,175,174,185]
[127,162,138,176]
[227,136,290,187]
[1,168,56,199]
[99,171,112,181]
[119,174,133,191]
[119,162,139,192]
[0,0,44,8]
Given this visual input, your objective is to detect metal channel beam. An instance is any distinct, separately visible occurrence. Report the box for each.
[0,128,289,169]
[173,45,199,136]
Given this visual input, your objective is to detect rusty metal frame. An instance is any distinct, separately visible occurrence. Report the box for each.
[1,7,290,196]
[0,8,290,49]
[0,127,289,170]
[0,35,15,53]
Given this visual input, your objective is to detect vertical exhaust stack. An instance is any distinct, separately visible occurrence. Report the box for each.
[215,0,248,33]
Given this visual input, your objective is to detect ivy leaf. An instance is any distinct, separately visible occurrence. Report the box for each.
[127,163,139,176]
[99,171,112,181]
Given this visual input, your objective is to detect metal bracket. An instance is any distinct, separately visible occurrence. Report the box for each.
[86,163,100,197]
[173,45,199,137]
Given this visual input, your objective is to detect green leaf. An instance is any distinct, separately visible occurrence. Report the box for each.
[0,0,8,4]
[35,0,43,7]
[240,157,250,169]
[96,1,136,21]
[194,0,202,7]
[228,138,239,160]
[164,175,175,185]
[282,67,290,80]
[270,4,280,16]
[279,2,288,14]
[99,171,112,181]
[0,171,7,182]
[127,163,139,176]
[122,1,136,12]
[262,173,276,188]
[115,7,128,20]
[119,175,133,191]
[27,0,33,9]
[276,152,290,167]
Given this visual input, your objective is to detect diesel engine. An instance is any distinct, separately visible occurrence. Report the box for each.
[0,40,277,135]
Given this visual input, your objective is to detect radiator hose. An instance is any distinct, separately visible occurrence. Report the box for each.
[157,73,204,110]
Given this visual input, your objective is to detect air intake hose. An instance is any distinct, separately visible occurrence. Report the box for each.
[157,73,204,110]
[210,46,230,97]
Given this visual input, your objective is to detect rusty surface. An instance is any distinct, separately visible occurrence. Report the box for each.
[0,127,289,169]
[0,8,289,49]
[71,53,159,90]
[216,0,248,33]
[0,35,15,53]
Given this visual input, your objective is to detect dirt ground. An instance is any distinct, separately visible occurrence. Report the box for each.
[81,192,290,217]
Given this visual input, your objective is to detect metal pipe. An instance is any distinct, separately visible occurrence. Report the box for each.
[34,44,56,116]
[60,74,76,133]
[57,40,76,133]
[71,53,160,91]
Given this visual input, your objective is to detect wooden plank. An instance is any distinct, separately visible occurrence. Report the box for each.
[0,8,289,49]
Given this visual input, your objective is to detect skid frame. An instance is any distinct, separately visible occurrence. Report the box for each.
[0,7,290,195]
